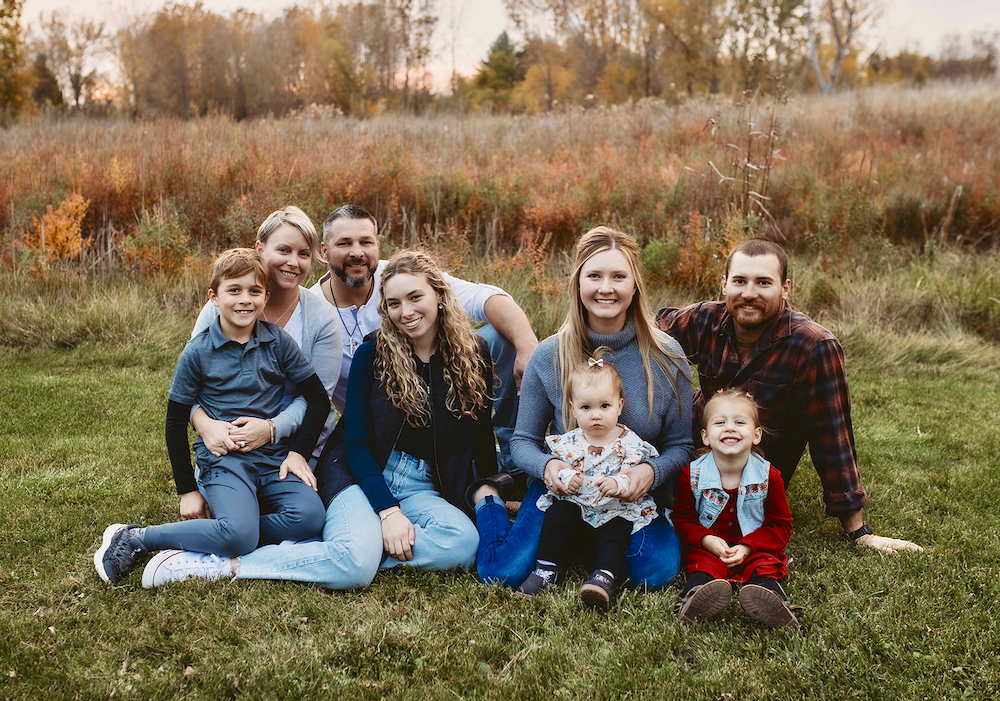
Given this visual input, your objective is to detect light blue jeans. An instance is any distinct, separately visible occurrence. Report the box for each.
[475,481,681,590]
[236,484,381,589]
[380,450,479,571]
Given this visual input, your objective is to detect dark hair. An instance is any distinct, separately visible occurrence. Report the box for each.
[323,204,377,239]
[724,239,788,283]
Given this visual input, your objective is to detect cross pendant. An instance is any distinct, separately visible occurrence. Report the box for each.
[346,335,359,354]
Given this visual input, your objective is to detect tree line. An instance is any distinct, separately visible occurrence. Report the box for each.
[0,0,997,121]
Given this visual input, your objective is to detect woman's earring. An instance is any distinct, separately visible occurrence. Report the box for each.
[438,303,443,310]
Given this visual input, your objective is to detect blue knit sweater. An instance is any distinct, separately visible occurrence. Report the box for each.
[510,319,694,489]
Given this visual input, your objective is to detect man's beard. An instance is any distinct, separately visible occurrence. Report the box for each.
[333,259,375,289]
[729,300,779,330]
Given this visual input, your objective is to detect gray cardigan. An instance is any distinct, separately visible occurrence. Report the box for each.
[192,287,342,460]
[510,319,694,489]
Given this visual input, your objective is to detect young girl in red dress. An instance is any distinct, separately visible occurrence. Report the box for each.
[672,389,803,628]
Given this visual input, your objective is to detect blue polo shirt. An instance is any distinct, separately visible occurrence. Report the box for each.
[168,318,316,422]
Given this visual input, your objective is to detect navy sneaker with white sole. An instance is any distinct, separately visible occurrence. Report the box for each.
[94,523,149,584]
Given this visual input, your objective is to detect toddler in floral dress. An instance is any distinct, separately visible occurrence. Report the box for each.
[516,347,658,610]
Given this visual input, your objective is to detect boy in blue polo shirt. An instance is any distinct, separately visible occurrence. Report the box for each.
[95,248,330,585]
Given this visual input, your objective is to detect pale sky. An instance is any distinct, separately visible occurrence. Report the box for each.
[20,0,1000,86]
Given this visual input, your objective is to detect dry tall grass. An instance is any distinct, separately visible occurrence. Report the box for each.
[2,82,998,279]
[2,81,998,348]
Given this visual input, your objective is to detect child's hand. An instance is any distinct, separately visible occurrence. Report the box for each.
[544,460,574,496]
[180,491,212,520]
[615,462,654,502]
[279,451,317,490]
[720,544,752,567]
[565,473,583,493]
[229,417,271,451]
[596,474,630,497]
[192,410,239,457]
[700,535,732,558]
[380,509,415,561]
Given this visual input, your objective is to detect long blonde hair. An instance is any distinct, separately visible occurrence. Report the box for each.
[376,249,491,426]
[556,226,687,427]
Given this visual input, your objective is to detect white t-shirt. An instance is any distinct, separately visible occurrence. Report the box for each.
[311,259,510,411]
[282,303,304,348]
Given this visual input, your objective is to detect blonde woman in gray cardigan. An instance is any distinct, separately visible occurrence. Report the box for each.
[189,206,341,463]
[140,208,382,593]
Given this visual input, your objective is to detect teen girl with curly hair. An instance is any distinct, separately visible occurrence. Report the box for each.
[343,249,499,570]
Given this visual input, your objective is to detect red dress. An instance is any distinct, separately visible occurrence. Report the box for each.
[672,463,792,582]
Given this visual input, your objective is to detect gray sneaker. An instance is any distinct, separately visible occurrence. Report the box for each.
[738,584,803,628]
[675,578,733,625]
[142,550,231,588]
[516,566,559,597]
[94,524,148,584]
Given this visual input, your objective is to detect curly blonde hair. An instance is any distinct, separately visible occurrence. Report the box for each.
[557,226,687,428]
[375,249,491,427]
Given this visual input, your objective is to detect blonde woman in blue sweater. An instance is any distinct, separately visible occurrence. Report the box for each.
[471,227,694,591]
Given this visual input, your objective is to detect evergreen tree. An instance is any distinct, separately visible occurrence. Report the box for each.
[471,32,523,110]
[31,52,63,108]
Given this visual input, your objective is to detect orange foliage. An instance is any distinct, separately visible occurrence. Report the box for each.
[22,194,91,263]
[2,84,998,286]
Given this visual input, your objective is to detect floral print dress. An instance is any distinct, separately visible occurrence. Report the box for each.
[536,426,659,534]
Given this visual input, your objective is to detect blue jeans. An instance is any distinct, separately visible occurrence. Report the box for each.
[477,324,518,472]
[381,450,479,571]
[474,481,681,589]
[144,447,326,557]
[235,484,382,589]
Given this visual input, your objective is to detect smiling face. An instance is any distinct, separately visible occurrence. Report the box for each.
[701,395,763,462]
[578,248,637,335]
[383,272,441,352]
[209,271,268,342]
[322,217,379,289]
[722,251,790,334]
[570,375,625,445]
[256,223,312,293]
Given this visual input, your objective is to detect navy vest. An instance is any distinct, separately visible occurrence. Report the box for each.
[316,336,493,516]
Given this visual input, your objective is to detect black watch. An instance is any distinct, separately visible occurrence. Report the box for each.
[848,522,873,541]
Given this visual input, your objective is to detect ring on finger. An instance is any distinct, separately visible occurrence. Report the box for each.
[238,441,246,448]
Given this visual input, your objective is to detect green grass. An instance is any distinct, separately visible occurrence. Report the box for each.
[2,245,1000,699]
[3,305,1000,699]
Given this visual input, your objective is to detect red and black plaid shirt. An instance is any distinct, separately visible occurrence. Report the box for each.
[657,301,869,517]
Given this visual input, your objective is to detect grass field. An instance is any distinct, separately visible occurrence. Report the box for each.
[2,253,1000,699]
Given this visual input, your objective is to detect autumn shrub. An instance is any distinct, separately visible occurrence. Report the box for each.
[120,202,207,280]
[20,193,91,267]
[1,82,998,291]
[642,236,682,286]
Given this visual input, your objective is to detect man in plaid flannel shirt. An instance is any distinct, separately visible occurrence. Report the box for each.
[657,239,922,555]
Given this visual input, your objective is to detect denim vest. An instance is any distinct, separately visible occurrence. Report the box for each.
[689,452,771,536]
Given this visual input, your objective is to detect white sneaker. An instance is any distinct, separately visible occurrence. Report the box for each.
[142,550,231,588]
